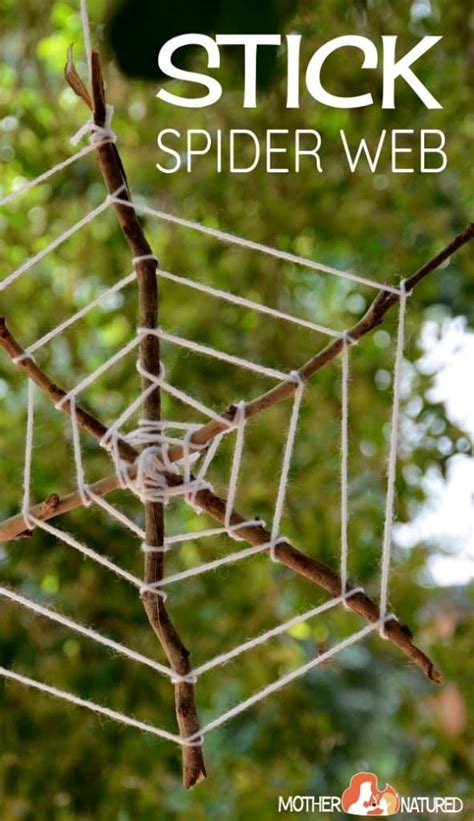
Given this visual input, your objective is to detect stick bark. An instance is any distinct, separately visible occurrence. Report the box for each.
[164,222,474,460]
[2,221,472,693]
[1,54,471,768]
[0,318,441,683]
[68,49,205,786]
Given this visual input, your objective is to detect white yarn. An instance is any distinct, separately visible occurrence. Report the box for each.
[0,143,112,208]
[270,372,304,560]
[31,515,154,592]
[139,327,290,382]
[100,378,161,451]
[0,664,189,745]
[128,422,201,453]
[136,360,235,428]
[195,433,224,484]
[16,272,136,362]
[141,542,169,555]
[163,520,264,546]
[225,402,246,529]
[0,585,174,679]
[181,428,194,485]
[191,588,364,679]
[132,254,159,266]
[180,429,202,508]
[379,282,409,636]
[340,335,350,604]
[129,432,191,448]
[87,488,146,540]
[79,0,93,81]
[56,335,141,410]
[0,196,112,293]
[70,105,116,147]
[110,430,131,490]
[150,540,273,591]
[138,421,198,431]
[155,268,341,339]
[114,442,211,509]
[187,620,385,743]
[112,197,405,296]
[70,397,90,508]
[21,380,36,530]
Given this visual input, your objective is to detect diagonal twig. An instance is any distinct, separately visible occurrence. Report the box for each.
[2,221,472,691]
[2,55,470,769]
[164,221,474,461]
[0,318,441,684]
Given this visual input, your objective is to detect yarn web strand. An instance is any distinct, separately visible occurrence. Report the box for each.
[0,197,411,744]
[0,0,458,766]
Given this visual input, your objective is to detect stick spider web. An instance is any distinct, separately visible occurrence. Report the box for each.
[1,0,472,790]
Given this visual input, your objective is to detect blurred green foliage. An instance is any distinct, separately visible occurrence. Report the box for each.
[0,0,473,818]
[107,0,298,84]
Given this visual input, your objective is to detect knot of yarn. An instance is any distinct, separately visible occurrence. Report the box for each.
[120,445,211,506]
[129,446,176,504]
[70,104,116,147]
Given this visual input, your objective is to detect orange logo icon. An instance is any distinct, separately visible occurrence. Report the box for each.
[341,772,400,816]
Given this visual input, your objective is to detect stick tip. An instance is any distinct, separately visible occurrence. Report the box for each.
[184,766,207,789]
[429,664,443,685]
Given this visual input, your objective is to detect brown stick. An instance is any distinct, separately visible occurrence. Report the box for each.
[0,380,441,684]
[0,317,138,463]
[0,317,441,681]
[179,485,443,684]
[66,49,205,786]
[164,221,474,460]
[3,222,472,687]
[3,58,469,757]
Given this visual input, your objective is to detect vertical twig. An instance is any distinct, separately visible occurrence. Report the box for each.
[71,50,206,787]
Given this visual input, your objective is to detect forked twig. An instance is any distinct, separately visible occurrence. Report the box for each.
[0,44,471,784]
[0,316,441,685]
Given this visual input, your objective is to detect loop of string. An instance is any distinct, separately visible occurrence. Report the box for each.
[141,542,169,555]
[71,104,117,147]
[13,252,411,744]
[132,254,158,266]
[1,0,415,751]
[342,585,364,611]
